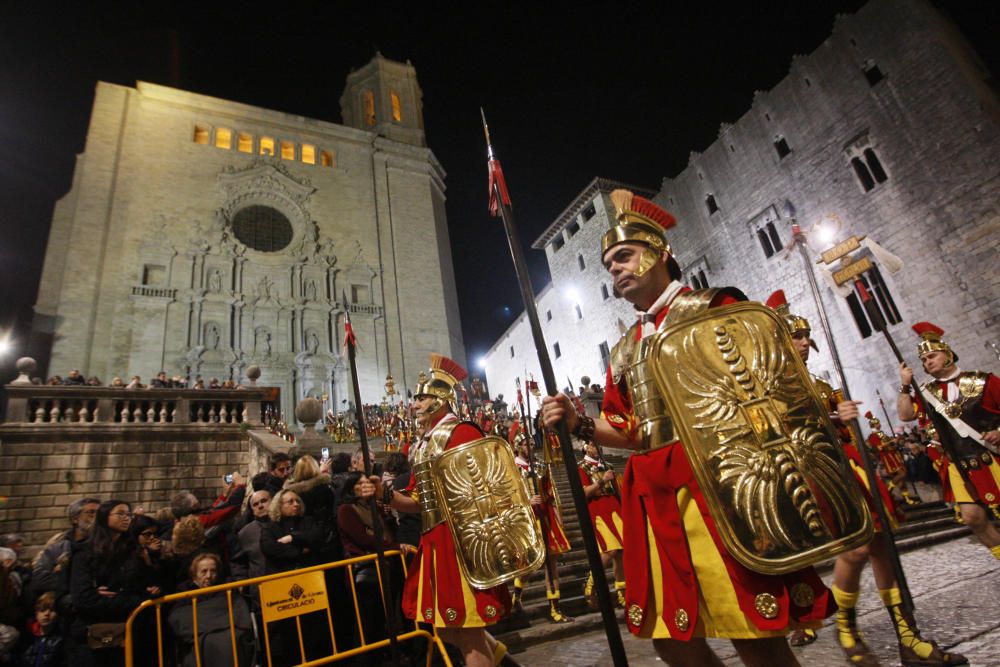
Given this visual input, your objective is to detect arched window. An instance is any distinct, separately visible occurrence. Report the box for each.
[390,91,402,122]
[851,157,875,192]
[864,148,888,183]
[363,90,376,126]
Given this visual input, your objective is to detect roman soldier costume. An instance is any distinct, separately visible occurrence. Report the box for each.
[401,355,546,630]
[907,322,1000,518]
[596,192,871,642]
[578,447,626,607]
[865,412,920,505]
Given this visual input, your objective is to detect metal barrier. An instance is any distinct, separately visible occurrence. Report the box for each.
[124,550,454,667]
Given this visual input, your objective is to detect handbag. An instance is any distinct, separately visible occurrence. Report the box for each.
[86,622,126,649]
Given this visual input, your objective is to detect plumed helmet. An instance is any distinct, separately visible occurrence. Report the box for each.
[912,321,957,363]
[766,289,818,351]
[414,353,468,409]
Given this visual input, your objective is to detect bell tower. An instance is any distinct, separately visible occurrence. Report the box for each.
[340,53,426,147]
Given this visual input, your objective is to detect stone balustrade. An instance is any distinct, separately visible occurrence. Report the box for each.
[3,385,275,427]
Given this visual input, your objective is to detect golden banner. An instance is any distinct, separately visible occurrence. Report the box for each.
[832,256,872,285]
[259,570,329,623]
[818,235,862,264]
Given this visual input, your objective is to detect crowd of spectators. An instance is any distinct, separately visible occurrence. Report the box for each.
[40,371,238,391]
[0,449,419,667]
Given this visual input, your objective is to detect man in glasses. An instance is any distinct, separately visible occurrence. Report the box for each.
[234,490,273,580]
[30,497,101,611]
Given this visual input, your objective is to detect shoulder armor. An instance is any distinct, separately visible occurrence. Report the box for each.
[959,371,988,399]
[661,287,748,327]
[609,322,641,384]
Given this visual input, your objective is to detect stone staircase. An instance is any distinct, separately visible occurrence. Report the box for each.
[494,454,975,654]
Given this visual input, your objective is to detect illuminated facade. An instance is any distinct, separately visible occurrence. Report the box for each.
[33,54,465,419]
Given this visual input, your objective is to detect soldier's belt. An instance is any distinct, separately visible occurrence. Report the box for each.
[958,451,994,470]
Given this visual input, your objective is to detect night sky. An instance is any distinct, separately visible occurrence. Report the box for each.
[0,2,995,380]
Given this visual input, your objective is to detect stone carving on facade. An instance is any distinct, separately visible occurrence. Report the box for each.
[208,269,223,293]
[254,327,272,358]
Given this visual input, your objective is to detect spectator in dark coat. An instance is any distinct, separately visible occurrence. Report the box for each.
[167,554,253,667]
[232,490,271,581]
[16,591,65,667]
[31,498,102,614]
[283,456,338,562]
[69,500,156,667]
[259,491,322,574]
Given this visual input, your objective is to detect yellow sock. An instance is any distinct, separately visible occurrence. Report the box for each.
[991,545,1000,561]
[513,577,523,589]
[546,589,560,600]
[493,640,508,666]
[832,584,860,650]
[614,580,626,590]
[879,587,933,659]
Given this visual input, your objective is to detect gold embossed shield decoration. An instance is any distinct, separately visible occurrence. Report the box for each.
[434,436,547,588]
[650,302,873,574]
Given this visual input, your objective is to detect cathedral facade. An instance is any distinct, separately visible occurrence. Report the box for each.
[483,0,1000,417]
[33,55,465,419]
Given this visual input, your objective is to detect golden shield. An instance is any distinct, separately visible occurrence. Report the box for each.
[433,435,547,588]
[649,302,873,574]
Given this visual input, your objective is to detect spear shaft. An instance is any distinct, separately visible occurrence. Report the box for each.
[482,110,629,667]
[342,300,400,661]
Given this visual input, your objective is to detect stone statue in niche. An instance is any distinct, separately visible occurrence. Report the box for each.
[307,331,320,355]
[253,276,275,303]
[205,323,221,350]
[208,269,223,293]
[304,279,317,301]
[254,328,272,358]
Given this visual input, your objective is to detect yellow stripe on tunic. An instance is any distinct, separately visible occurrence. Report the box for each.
[949,463,1000,504]
[595,513,624,552]
[640,486,806,639]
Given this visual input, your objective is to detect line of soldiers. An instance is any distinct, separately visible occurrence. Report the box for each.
[361,189,997,667]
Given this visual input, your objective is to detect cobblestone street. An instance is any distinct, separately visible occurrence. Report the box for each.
[517,536,1000,666]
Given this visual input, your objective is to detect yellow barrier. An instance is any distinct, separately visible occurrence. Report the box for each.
[124,550,454,667]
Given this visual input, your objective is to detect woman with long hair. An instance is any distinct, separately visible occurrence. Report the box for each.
[282,455,338,562]
[69,500,156,667]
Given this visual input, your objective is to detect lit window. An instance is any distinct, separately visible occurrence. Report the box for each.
[390,91,402,122]
[320,150,334,167]
[193,125,209,144]
[280,141,295,161]
[237,132,253,153]
[259,137,275,156]
[706,194,719,215]
[363,90,376,126]
[301,144,316,164]
[215,128,232,149]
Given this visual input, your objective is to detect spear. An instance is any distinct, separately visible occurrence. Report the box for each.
[482,109,628,666]
[341,296,400,662]
[788,217,914,615]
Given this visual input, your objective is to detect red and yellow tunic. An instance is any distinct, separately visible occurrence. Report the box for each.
[868,431,905,475]
[515,457,571,554]
[812,378,902,530]
[578,457,624,553]
[604,289,832,640]
[401,415,510,628]
[915,373,1000,513]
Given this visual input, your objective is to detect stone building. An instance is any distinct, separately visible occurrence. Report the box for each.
[482,0,1000,421]
[32,54,465,420]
